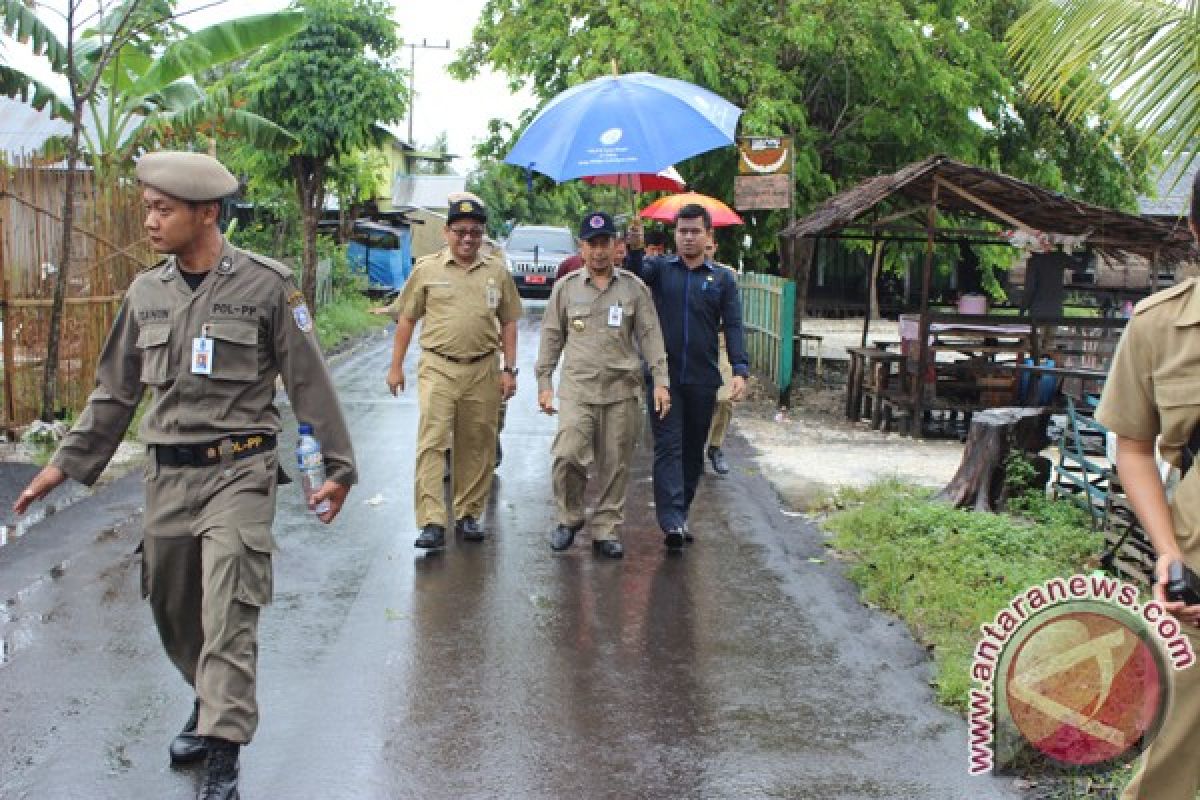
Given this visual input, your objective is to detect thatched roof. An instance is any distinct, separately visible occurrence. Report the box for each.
[781,155,1195,261]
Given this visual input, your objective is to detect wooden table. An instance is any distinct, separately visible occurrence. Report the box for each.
[794,332,825,386]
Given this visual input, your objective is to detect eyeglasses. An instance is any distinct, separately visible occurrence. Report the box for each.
[449,227,486,238]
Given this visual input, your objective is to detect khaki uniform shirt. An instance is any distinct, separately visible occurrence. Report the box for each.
[52,240,358,487]
[1096,278,1200,550]
[397,246,522,357]
[536,267,669,402]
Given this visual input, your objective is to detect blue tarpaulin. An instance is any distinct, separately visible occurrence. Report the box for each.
[346,221,412,291]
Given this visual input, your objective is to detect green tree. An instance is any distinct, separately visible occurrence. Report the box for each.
[1009,0,1199,178]
[1,0,301,419]
[237,0,408,309]
[452,0,1155,273]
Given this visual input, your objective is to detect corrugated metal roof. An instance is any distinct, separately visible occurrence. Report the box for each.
[0,97,72,156]
[0,96,117,160]
[1138,157,1197,218]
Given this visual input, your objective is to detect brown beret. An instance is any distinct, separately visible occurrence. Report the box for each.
[135,151,238,202]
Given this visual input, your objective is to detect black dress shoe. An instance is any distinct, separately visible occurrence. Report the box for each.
[456,516,485,541]
[414,524,446,549]
[682,521,694,543]
[708,446,730,475]
[664,527,685,549]
[551,524,577,551]
[593,540,624,559]
[198,738,240,800]
[169,699,206,765]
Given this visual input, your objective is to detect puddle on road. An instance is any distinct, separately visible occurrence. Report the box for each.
[0,559,73,669]
[0,509,51,549]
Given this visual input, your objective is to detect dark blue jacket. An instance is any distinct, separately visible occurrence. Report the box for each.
[626,250,750,388]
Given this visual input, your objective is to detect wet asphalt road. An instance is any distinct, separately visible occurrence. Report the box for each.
[0,303,1019,799]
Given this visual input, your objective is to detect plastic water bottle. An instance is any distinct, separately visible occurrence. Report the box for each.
[296,423,331,515]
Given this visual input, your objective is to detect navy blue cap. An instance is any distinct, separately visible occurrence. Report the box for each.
[447,198,487,224]
[579,211,618,240]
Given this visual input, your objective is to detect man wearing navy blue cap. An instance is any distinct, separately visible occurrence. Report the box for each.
[626,205,749,548]
[536,211,670,557]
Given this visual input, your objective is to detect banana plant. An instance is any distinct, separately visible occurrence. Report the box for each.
[1,1,305,175]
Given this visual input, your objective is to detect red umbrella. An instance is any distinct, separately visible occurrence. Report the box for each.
[640,192,744,227]
[583,166,686,192]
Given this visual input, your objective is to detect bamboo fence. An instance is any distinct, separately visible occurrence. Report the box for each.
[0,154,152,429]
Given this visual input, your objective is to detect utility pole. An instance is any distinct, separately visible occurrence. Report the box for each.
[405,38,451,145]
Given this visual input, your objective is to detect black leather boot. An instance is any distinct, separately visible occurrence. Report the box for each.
[197,738,240,800]
[169,699,207,765]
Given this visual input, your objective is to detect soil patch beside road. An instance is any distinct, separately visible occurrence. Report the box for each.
[735,378,964,511]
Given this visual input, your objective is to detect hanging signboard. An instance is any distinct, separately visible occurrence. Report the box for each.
[738,136,792,175]
[734,174,791,211]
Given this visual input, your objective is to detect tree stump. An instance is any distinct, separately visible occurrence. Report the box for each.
[936,407,1051,512]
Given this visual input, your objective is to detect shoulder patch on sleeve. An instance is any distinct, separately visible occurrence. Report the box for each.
[1134,278,1196,315]
[244,251,293,279]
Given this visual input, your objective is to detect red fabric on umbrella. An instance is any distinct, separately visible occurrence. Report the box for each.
[639,192,744,227]
[583,167,686,192]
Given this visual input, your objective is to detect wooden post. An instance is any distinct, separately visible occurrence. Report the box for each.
[0,210,13,431]
[861,236,881,347]
[911,181,940,437]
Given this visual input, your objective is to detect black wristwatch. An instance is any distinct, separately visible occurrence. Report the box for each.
[502,366,519,377]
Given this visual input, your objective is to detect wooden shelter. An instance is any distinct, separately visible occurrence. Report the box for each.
[780,155,1196,435]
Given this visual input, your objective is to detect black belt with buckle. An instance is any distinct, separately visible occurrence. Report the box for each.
[153,434,277,467]
[426,348,495,365]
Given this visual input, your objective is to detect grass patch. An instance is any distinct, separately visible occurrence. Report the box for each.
[315,290,390,350]
[825,480,1100,712]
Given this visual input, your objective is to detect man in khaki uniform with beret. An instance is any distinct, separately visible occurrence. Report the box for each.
[14,151,357,800]
[537,211,670,558]
[386,194,521,549]
[1098,170,1200,800]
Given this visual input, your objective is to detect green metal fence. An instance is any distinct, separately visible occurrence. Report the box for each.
[738,273,796,398]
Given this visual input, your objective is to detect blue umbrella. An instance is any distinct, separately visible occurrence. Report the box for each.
[504,72,742,182]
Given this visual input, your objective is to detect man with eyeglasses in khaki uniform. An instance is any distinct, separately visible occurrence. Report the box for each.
[386,193,522,549]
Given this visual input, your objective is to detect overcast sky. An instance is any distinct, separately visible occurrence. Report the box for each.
[2,0,535,173]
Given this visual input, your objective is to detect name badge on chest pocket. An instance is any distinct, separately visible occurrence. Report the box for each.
[486,279,500,310]
[607,304,623,327]
[191,325,214,375]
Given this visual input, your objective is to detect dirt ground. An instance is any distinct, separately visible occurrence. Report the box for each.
[734,318,965,511]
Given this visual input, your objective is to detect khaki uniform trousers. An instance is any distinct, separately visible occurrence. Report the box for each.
[1121,624,1200,799]
[552,396,641,541]
[707,334,734,449]
[141,450,278,745]
[415,352,500,527]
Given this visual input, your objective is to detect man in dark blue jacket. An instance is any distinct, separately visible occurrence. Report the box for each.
[627,204,749,548]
